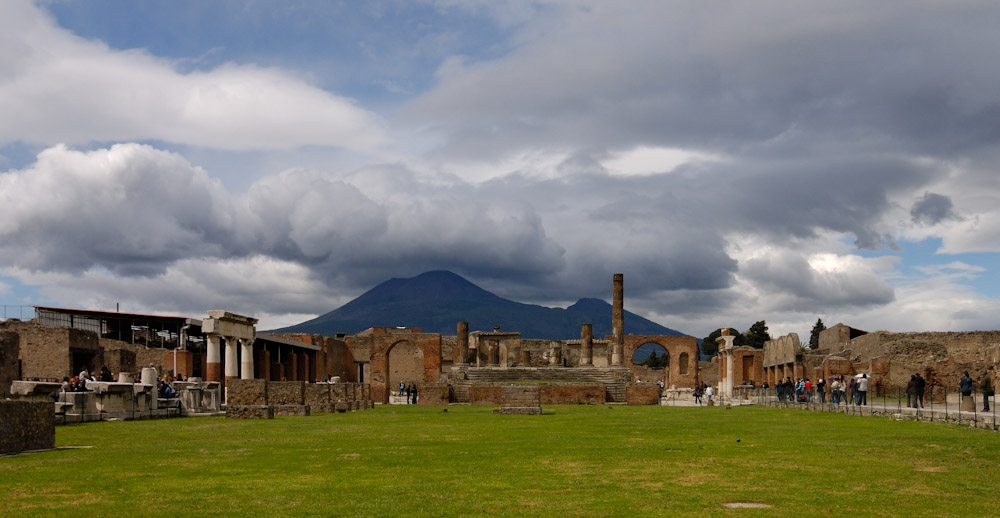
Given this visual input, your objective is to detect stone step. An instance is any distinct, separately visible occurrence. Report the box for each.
[463,367,630,385]
[605,383,627,403]
[453,384,471,403]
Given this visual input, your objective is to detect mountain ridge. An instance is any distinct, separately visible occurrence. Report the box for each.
[271,270,689,339]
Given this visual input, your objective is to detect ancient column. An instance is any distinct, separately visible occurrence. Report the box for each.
[240,339,254,379]
[548,341,560,366]
[580,323,593,366]
[612,273,624,366]
[224,337,238,380]
[716,328,736,398]
[455,322,469,365]
[205,334,221,382]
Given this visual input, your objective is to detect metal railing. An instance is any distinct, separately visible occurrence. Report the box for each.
[716,383,997,430]
[1,304,34,321]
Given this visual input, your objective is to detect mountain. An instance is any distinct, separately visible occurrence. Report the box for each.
[271,270,689,339]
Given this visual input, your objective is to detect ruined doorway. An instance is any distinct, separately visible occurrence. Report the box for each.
[632,343,669,384]
[71,349,98,378]
[742,354,755,384]
[387,340,423,400]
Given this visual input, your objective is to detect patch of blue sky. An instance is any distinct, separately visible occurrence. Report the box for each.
[45,1,517,110]
[855,237,1000,298]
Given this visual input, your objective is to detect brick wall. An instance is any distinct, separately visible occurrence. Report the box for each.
[539,384,605,405]
[626,384,660,405]
[0,400,55,454]
[469,385,503,405]
[417,383,449,405]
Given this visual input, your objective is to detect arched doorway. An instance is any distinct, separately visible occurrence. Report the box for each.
[632,343,669,383]
[386,340,424,401]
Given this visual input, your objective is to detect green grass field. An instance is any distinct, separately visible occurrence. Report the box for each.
[2,405,998,517]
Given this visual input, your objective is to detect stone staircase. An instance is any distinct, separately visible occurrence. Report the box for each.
[452,384,471,403]
[605,383,627,403]
[462,367,631,385]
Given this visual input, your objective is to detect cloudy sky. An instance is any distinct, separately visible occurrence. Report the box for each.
[2,0,1000,340]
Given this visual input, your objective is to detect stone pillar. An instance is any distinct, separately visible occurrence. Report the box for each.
[612,273,625,366]
[240,339,254,379]
[288,352,298,381]
[580,323,593,366]
[548,342,560,366]
[455,322,469,364]
[224,338,238,380]
[487,343,499,367]
[716,328,736,398]
[206,335,221,382]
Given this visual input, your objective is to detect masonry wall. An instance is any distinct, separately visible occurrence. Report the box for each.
[626,384,661,405]
[0,331,20,398]
[0,400,55,455]
[539,384,605,405]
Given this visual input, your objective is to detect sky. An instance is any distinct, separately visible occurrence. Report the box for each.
[2,0,1000,340]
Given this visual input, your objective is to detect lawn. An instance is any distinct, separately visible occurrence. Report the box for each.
[2,405,998,517]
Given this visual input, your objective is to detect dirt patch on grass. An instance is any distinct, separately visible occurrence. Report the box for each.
[914,466,947,472]
[723,502,772,509]
[341,453,361,460]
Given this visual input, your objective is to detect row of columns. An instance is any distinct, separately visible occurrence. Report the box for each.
[205,335,256,381]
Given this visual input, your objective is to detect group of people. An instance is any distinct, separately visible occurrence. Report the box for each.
[59,366,115,394]
[693,382,712,404]
[774,375,869,405]
[960,371,995,411]
[397,382,419,404]
[904,373,928,409]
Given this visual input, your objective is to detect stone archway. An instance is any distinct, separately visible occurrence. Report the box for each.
[386,340,424,401]
[632,342,670,384]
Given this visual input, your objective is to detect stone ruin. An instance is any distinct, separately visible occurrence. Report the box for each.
[494,385,542,415]
[224,379,374,419]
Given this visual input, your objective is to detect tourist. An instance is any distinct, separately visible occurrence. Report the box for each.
[60,376,71,393]
[960,371,974,400]
[656,378,665,395]
[980,372,993,412]
[98,366,113,382]
[804,378,813,403]
[693,384,703,405]
[816,377,826,404]
[848,376,857,404]
[906,375,917,408]
[410,384,418,405]
[914,373,926,408]
[405,384,413,404]
[705,385,713,403]
[831,377,842,405]
[795,378,804,403]
[857,374,868,406]
[399,381,405,397]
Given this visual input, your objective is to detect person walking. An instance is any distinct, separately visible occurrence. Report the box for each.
[857,374,869,406]
[906,374,917,408]
[980,372,993,412]
[816,377,826,404]
[914,373,926,408]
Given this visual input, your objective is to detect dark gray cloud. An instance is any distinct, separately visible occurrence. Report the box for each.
[911,192,957,225]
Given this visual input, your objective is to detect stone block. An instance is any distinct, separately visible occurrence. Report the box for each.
[626,384,661,405]
[0,400,55,454]
[331,383,346,402]
[274,404,311,416]
[226,379,267,406]
[226,405,274,419]
[304,384,330,412]
[468,385,503,405]
[539,384,605,405]
[269,381,305,405]
[417,383,449,405]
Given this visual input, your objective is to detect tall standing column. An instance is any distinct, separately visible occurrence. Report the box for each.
[717,328,736,398]
[455,322,469,365]
[580,323,593,366]
[224,337,238,380]
[240,339,255,379]
[206,335,221,381]
[612,273,624,366]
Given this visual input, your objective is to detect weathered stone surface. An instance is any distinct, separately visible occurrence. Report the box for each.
[269,381,305,405]
[0,400,55,454]
[226,405,274,419]
[626,384,661,405]
[226,379,267,406]
[469,385,502,405]
[274,404,311,416]
[539,384,605,405]
[304,384,330,412]
[417,383,449,405]
[0,331,20,398]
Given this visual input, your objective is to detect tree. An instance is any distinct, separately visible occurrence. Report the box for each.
[808,318,826,349]
[700,327,747,357]
[744,320,770,349]
[639,349,669,369]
